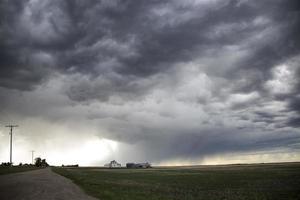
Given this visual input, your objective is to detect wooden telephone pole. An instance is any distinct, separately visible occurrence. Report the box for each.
[5,125,18,165]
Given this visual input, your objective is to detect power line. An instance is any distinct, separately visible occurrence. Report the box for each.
[5,125,18,165]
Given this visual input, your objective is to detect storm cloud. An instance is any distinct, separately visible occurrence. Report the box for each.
[0,0,299,165]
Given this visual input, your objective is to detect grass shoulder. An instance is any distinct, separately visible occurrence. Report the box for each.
[0,166,40,175]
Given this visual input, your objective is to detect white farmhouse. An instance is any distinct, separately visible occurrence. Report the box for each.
[104,160,121,168]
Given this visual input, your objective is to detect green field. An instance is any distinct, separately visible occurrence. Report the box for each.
[53,163,300,200]
[0,166,39,175]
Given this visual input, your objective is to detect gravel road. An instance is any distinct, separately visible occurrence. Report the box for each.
[0,168,98,200]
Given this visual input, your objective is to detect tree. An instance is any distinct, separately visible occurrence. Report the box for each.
[35,157,42,167]
[34,157,49,167]
[41,159,49,167]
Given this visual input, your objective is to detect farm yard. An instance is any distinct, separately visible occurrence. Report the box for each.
[52,162,300,200]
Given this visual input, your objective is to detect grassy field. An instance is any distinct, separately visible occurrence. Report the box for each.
[0,166,39,175]
[53,162,300,200]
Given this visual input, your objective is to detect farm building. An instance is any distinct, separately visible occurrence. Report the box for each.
[104,160,121,168]
[126,162,151,168]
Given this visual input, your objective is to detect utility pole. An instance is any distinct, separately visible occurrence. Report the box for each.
[31,150,35,164]
[5,125,18,165]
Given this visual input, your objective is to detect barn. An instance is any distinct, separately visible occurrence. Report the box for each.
[104,160,121,168]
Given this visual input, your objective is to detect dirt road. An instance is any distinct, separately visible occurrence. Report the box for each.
[0,168,98,200]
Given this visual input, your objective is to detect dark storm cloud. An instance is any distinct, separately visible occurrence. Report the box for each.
[287,63,300,117]
[1,0,300,164]
[287,117,300,128]
[1,0,299,91]
[0,0,68,90]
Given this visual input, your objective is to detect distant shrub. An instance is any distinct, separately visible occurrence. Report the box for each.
[1,162,12,167]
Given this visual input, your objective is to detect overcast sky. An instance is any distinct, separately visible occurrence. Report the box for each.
[0,0,300,166]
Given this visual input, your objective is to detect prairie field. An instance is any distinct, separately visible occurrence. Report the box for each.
[52,162,300,200]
